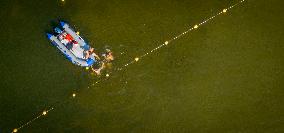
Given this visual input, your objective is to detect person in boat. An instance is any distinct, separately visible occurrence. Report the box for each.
[66,42,73,50]
[72,40,78,45]
[59,34,68,44]
[65,33,73,42]
[59,32,72,45]
[59,33,76,50]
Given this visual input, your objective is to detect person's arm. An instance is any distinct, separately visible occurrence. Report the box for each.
[93,53,100,60]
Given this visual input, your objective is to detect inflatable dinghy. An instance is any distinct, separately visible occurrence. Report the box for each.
[46,21,96,67]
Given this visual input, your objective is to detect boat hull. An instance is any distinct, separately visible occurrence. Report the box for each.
[46,21,96,67]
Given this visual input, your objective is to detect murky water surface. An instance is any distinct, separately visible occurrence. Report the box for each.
[0,0,283,132]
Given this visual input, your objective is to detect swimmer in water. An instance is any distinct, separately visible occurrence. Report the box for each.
[102,49,114,62]
[84,47,100,60]
[91,61,105,75]
[91,48,114,75]
[89,48,100,60]
[102,49,114,70]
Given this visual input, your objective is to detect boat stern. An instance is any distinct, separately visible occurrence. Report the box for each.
[86,58,95,66]
[46,33,53,40]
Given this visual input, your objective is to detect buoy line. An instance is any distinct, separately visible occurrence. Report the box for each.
[12,0,246,132]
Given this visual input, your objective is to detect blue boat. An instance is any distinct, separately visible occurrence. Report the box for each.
[46,21,96,67]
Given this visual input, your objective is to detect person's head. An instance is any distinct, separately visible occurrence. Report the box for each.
[89,48,94,52]
[106,48,111,52]
[106,54,114,60]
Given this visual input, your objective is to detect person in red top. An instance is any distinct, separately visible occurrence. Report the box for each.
[65,34,73,42]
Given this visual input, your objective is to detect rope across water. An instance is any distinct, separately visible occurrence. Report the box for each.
[12,0,246,132]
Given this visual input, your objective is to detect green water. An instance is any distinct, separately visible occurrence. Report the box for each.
[0,0,283,132]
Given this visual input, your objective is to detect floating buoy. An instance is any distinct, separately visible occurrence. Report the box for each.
[86,67,89,70]
[106,74,110,77]
[165,41,169,45]
[76,31,80,35]
[72,93,76,98]
[13,128,18,133]
[223,9,227,13]
[135,57,139,62]
[42,111,47,115]
[194,25,198,29]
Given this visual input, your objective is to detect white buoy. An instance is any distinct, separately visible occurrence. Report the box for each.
[165,41,169,45]
[13,128,18,133]
[42,111,47,115]
[106,74,110,77]
[135,57,139,61]
[194,25,198,29]
[72,93,76,98]
[223,9,227,13]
